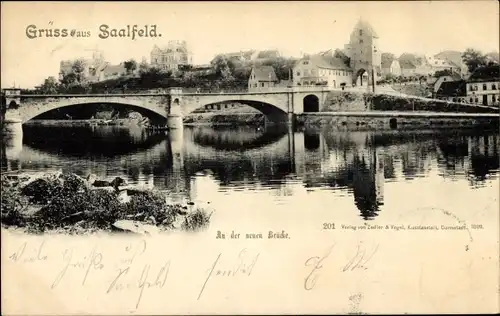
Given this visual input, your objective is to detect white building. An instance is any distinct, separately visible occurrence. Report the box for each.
[292,53,352,88]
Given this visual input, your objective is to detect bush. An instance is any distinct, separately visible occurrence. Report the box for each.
[182,208,212,232]
[1,176,25,226]
[33,189,122,230]
[125,191,177,224]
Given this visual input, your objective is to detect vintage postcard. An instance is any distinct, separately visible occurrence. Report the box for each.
[1,1,499,314]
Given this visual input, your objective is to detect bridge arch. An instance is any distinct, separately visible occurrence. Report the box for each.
[198,99,288,123]
[303,94,320,112]
[20,99,167,125]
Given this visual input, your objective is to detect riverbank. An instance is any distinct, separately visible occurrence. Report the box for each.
[1,171,212,235]
[24,118,149,127]
[183,112,265,126]
[297,112,500,130]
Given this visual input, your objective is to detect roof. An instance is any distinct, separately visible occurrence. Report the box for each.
[436,80,466,97]
[468,64,500,82]
[251,66,278,82]
[381,53,396,69]
[298,54,350,70]
[398,59,416,69]
[434,50,463,68]
[398,53,429,68]
[353,18,378,37]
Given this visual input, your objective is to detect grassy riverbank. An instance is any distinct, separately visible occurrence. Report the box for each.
[25,118,149,127]
[1,171,212,234]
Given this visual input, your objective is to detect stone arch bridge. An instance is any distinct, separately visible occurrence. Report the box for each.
[3,87,334,126]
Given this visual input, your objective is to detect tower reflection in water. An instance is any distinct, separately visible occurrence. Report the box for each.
[3,124,499,221]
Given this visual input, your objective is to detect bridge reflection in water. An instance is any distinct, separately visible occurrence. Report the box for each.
[2,124,499,221]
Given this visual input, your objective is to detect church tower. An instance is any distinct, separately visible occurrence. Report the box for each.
[348,18,382,90]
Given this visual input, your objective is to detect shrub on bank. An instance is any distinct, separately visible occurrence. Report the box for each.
[1,176,26,226]
[182,208,213,232]
[1,172,212,234]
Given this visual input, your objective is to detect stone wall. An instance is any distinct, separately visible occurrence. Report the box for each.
[297,113,499,130]
[321,91,499,114]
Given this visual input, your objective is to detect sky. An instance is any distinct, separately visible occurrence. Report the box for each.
[1,1,499,88]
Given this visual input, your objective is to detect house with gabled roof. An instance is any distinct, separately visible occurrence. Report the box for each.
[248,65,279,91]
[465,64,500,106]
[381,53,401,77]
[398,53,433,77]
[292,53,353,88]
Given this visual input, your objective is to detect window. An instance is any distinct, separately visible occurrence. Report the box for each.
[303,61,309,65]
[254,84,257,88]
[474,85,478,91]
[261,83,265,87]
[475,97,478,103]
[493,95,497,103]
[359,39,363,44]
[469,97,473,103]
[469,85,473,91]
[296,71,301,76]
[483,84,487,90]
[492,84,497,90]
[359,29,363,36]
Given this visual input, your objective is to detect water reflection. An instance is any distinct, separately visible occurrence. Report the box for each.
[2,124,499,221]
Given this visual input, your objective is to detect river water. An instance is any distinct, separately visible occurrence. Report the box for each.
[2,124,499,229]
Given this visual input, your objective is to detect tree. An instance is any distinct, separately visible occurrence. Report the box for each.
[123,59,137,74]
[38,76,59,94]
[72,58,86,83]
[261,57,296,80]
[138,59,150,75]
[462,48,488,73]
[59,72,78,89]
[211,55,235,81]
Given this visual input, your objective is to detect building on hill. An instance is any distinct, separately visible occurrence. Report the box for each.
[252,50,281,62]
[432,64,499,106]
[150,40,192,72]
[292,53,352,88]
[222,50,256,62]
[433,50,468,77]
[59,51,108,83]
[101,63,128,81]
[427,54,461,75]
[465,64,500,106]
[398,53,433,78]
[248,65,279,91]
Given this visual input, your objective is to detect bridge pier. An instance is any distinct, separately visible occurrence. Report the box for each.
[287,112,295,125]
[167,88,184,130]
[2,118,23,163]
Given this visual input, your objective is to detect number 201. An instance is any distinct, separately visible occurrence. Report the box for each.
[323,223,336,230]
